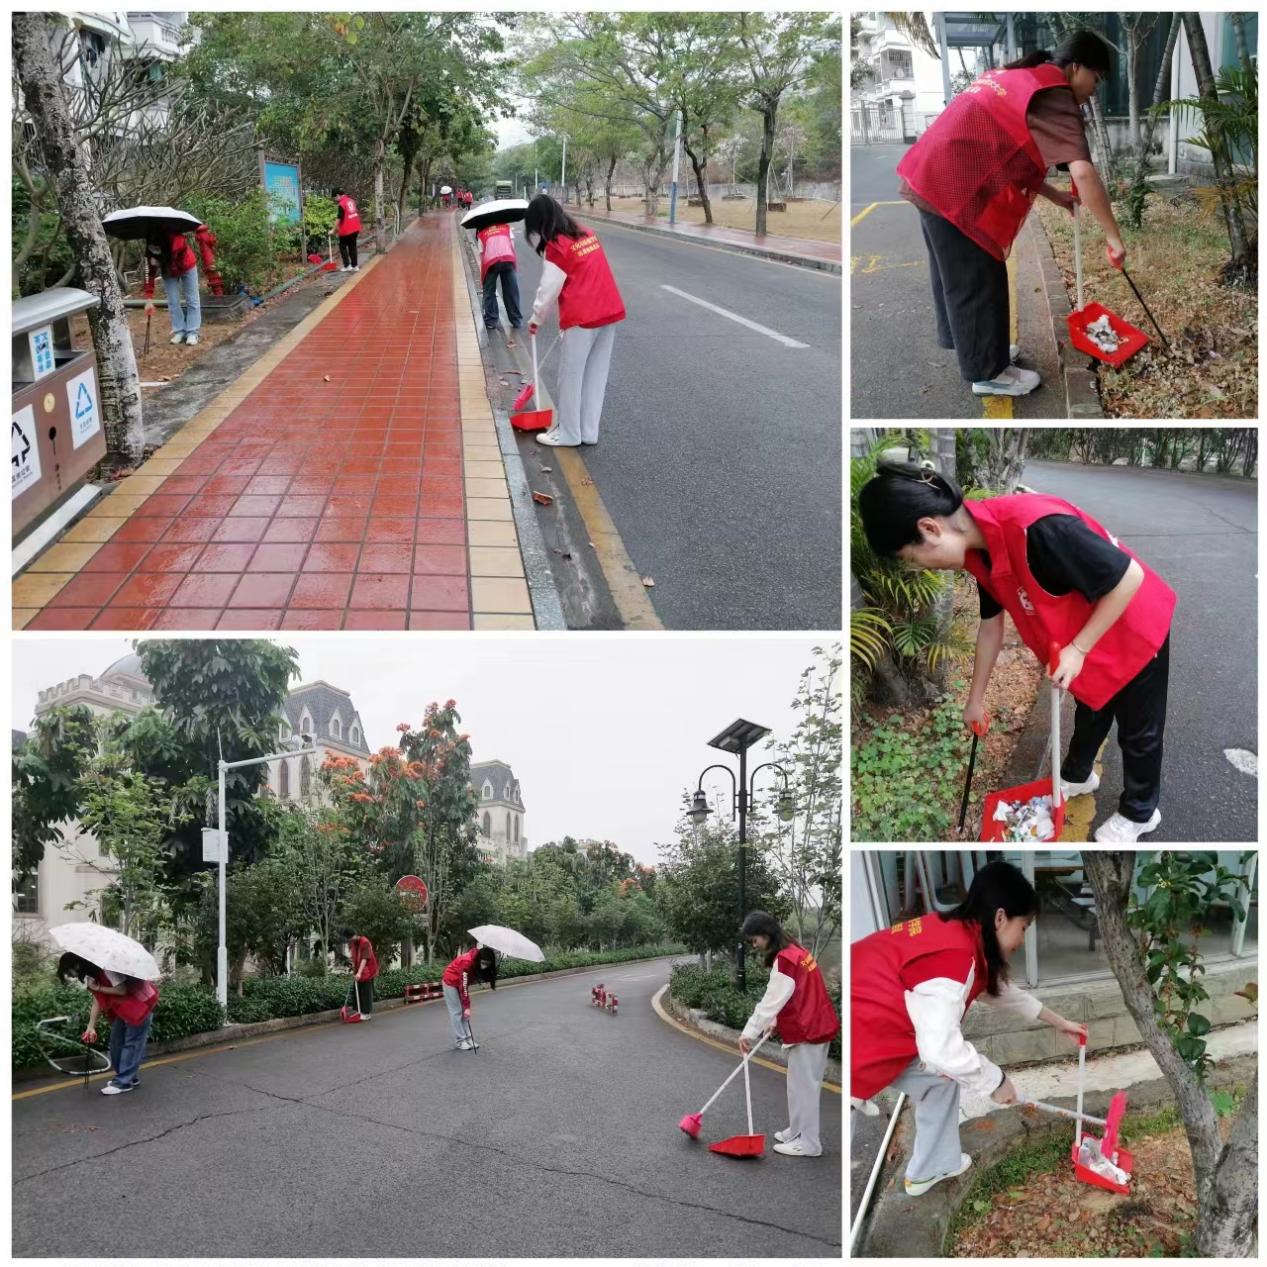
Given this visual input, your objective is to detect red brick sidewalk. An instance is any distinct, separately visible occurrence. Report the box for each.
[14,215,515,631]
[580,205,842,266]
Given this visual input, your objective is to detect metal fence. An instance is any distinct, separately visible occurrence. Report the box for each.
[850,102,911,145]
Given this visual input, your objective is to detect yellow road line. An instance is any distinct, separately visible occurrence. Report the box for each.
[651,985,841,1093]
[850,254,923,276]
[982,252,1020,420]
[850,200,907,229]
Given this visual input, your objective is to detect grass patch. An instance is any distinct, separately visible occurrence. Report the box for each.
[606,193,842,243]
[1033,182,1257,420]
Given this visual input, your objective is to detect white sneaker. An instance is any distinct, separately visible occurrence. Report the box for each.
[972,365,1041,397]
[100,1081,134,1096]
[359,1013,371,1021]
[774,1128,798,1144]
[1061,769,1100,798]
[350,265,360,272]
[169,331,186,345]
[905,1152,972,1196]
[341,265,350,272]
[457,1039,473,1051]
[1009,343,1022,362]
[773,1139,821,1158]
[536,429,577,447]
[184,333,199,347]
[1095,809,1161,842]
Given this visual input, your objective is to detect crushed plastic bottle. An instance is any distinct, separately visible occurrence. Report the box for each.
[1083,313,1120,354]
[1078,1138,1131,1186]
[992,794,1055,842]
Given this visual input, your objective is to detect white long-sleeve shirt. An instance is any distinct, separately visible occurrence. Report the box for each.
[741,960,797,1043]
[530,259,567,328]
[903,969,1041,1098]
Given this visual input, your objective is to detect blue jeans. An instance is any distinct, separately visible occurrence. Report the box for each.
[482,263,522,330]
[163,268,201,335]
[442,983,471,1044]
[109,1013,154,1087]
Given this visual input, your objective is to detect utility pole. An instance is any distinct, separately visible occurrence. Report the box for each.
[560,135,567,205]
[668,109,683,226]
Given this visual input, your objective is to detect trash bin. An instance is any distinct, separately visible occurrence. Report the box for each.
[12,287,107,542]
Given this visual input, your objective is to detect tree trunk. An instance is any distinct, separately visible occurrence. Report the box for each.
[1137,14,1182,182]
[1124,21,1141,157]
[1183,13,1250,276]
[13,13,146,465]
[605,154,617,211]
[980,428,1029,492]
[684,142,713,223]
[1085,94,1116,178]
[1081,852,1257,1255]
[929,430,957,688]
[372,137,387,254]
[755,103,777,237]
[1230,12,1254,78]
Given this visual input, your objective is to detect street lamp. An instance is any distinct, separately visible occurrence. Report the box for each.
[212,731,314,1009]
[688,718,793,991]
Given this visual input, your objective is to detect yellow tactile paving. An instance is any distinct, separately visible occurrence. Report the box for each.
[467,520,519,548]
[466,498,514,522]
[468,546,526,578]
[13,573,72,608]
[471,576,533,615]
[25,542,103,572]
[61,517,125,544]
[13,609,39,630]
[473,613,536,630]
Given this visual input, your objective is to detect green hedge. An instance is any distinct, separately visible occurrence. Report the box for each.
[670,961,842,1062]
[14,944,686,1071]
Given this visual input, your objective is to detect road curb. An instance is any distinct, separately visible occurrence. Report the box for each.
[1031,215,1106,419]
[13,954,688,1088]
[579,208,843,275]
[454,227,568,630]
[652,983,843,1089]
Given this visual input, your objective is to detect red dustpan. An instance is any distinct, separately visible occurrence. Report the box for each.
[340,978,365,1023]
[981,642,1065,842]
[1065,181,1148,368]
[679,1034,770,1140]
[510,332,557,431]
[708,1044,764,1158]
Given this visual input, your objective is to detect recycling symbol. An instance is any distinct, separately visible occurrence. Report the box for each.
[12,418,31,470]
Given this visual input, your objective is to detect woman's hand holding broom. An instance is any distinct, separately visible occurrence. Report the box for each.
[1040,1007,1088,1043]
[991,1074,1019,1104]
[1049,643,1086,690]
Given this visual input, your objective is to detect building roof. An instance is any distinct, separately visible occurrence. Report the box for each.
[284,681,370,755]
[470,759,524,808]
[102,652,147,683]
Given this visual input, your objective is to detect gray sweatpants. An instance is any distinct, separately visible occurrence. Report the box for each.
[891,1057,965,1181]
[442,983,470,1044]
[787,1041,831,1153]
[554,323,616,444]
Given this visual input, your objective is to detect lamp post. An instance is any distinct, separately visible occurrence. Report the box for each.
[560,134,567,205]
[212,732,314,1009]
[687,718,795,990]
[669,108,683,226]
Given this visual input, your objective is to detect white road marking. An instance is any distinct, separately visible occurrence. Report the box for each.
[660,284,810,348]
[1224,748,1257,776]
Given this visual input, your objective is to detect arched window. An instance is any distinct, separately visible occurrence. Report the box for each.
[350,724,360,746]
[279,760,290,800]
[483,781,493,800]
[513,816,520,844]
[482,811,491,836]
[505,811,512,840]
[330,715,342,739]
[300,756,312,798]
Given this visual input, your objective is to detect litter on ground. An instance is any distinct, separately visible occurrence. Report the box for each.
[992,793,1055,842]
[1083,313,1120,355]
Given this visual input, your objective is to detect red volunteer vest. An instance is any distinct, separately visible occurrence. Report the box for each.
[443,946,480,1004]
[897,64,1069,260]
[349,935,379,980]
[545,229,626,330]
[143,231,199,298]
[772,942,839,1046]
[963,494,1175,711]
[90,973,160,1027]
[851,916,988,1099]
[477,222,517,282]
[337,194,362,235]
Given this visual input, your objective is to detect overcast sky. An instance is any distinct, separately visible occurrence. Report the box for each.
[12,636,835,867]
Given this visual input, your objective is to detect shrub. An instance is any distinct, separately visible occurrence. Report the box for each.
[226,996,274,1025]
[183,189,279,294]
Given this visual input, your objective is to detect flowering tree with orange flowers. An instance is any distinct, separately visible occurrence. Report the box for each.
[321,699,481,964]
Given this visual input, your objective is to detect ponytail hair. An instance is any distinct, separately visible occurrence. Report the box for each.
[1004,30,1113,79]
[857,461,966,557]
[940,860,1038,995]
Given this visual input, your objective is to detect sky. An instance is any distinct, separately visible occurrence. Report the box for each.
[12,635,835,867]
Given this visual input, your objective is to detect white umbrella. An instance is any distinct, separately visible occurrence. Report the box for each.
[102,205,202,241]
[49,923,161,981]
[468,924,544,962]
[440,185,453,195]
[461,198,529,232]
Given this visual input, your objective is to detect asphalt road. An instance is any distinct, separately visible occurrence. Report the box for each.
[13,958,842,1257]
[511,221,842,631]
[850,144,1062,420]
[1022,460,1258,841]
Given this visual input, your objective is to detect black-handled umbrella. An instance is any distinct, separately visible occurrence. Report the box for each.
[102,205,202,242]
[461,198,529,234]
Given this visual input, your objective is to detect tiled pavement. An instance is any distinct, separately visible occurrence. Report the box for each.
[14,214,536,631]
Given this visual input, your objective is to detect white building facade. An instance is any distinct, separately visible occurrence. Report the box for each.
[470,760,527,865]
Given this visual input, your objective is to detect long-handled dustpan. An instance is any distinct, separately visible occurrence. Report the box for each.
[679,1033,770,1139]
[1065,181,1149,368]
[981,642,1066,842]
[35,1016,113,1091]
[340,978,364,1024]
[709,1044,765,1159]
[510,332,560,431]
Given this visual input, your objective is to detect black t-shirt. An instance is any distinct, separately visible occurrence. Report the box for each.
[976,514,1132,619]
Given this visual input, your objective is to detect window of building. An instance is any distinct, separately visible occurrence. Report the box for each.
[483,781,493,800]
[482,811,492,836]
[279,760,290,800]
[330,715,342,740]
[300,756,312,799]
[513,816,520,844]
[880,48,912,81]
[13,872,39,915]
[505,812,512,840]
[350,724,360,746]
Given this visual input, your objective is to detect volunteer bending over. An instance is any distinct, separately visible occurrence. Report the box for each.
[851,862,1087,1195]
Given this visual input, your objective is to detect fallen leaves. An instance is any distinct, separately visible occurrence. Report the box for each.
[641,575,655,587]
[531,491,553,506]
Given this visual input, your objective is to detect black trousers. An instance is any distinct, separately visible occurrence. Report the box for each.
[339,232,359,267]
[1060,635,1170,824]
[345,977,373,1014]
[918,209,1010,383]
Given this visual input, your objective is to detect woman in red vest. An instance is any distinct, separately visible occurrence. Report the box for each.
[442,944,498,1050]
[524,194,626,448]
[737,912,840,1158]
[897,30,1125,399]
[852,861,1086,1196]
[57,951,160,1096]
[333,189,363,272]
[476,219,523,344]
[143,225,219,347]
[341,928,379,1019]
[859,462,1175,842]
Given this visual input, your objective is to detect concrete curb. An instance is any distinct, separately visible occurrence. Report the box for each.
[579,208,843,276]
[655,984,843,1087]
[454,227,567,630]
[1030,215,1106,419]
[856,1051,1256,1257]
[14,953,687,1085]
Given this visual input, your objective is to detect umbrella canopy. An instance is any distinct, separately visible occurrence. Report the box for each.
[461,198,529,233]
[468,924,544,962]
[102,206,202,242]
[48,924,162,981]
[440,185,453,195]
